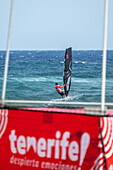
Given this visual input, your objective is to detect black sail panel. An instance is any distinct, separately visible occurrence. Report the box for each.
[63,47,72,96]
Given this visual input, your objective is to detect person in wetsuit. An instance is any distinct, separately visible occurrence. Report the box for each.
[55,83,66,98]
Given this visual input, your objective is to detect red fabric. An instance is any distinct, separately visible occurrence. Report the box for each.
[55,85,61,93]
[0,109,113,169]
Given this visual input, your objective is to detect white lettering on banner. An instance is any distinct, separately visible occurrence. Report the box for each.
[38,138,46,157]
[27,137,37,152]
[10,155,39,167]
[41,161,77,169]
[69,141,79,161]
[9,130,90,166]
[61,131,70,160]
[17,136,26,155]
[9,130,17,153]
[47,139,54,158]
[79,133,90,167]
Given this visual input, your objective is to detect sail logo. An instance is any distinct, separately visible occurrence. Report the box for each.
[0,109,8,138]
[66,54,69,60]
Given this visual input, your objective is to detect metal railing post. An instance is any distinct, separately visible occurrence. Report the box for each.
[101,0,109,114]
[1,0,14,105]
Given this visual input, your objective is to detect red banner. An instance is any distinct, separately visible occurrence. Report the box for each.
[0,109,113,169]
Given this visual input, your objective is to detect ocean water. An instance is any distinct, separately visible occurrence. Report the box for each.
[0,50,113,104]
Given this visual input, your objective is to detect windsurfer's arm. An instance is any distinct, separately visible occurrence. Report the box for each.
[60,84,66,88]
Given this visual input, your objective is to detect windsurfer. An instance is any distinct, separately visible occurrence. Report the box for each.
[55,83,66,98]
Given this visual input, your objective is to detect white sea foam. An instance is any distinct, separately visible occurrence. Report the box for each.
[66,94,81,101]
[19,55,24,58]
[48,93,81,104]
[72,78,90,83]
[9,77,48,83]
[89,62,98,65]
[60,61,64,64]
[74,61,86,64]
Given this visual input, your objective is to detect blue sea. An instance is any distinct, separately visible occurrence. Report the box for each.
[0,50,113,104]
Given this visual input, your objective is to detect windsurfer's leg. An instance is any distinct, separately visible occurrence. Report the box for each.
[59,92,65,98]
[59,92,66,98]
[62,94,66,98]
[64,94,66,98]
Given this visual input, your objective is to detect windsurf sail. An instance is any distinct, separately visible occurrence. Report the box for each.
[63,47,72,97]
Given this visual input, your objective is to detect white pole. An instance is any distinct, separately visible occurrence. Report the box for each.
[101,0,109,114]
[1,0,14,105]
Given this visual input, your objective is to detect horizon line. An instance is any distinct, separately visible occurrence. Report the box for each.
[0,48,113,51]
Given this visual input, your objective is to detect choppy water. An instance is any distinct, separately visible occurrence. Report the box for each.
[0,50,113,104]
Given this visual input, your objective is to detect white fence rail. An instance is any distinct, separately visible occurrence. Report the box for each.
[0,100,113,107]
